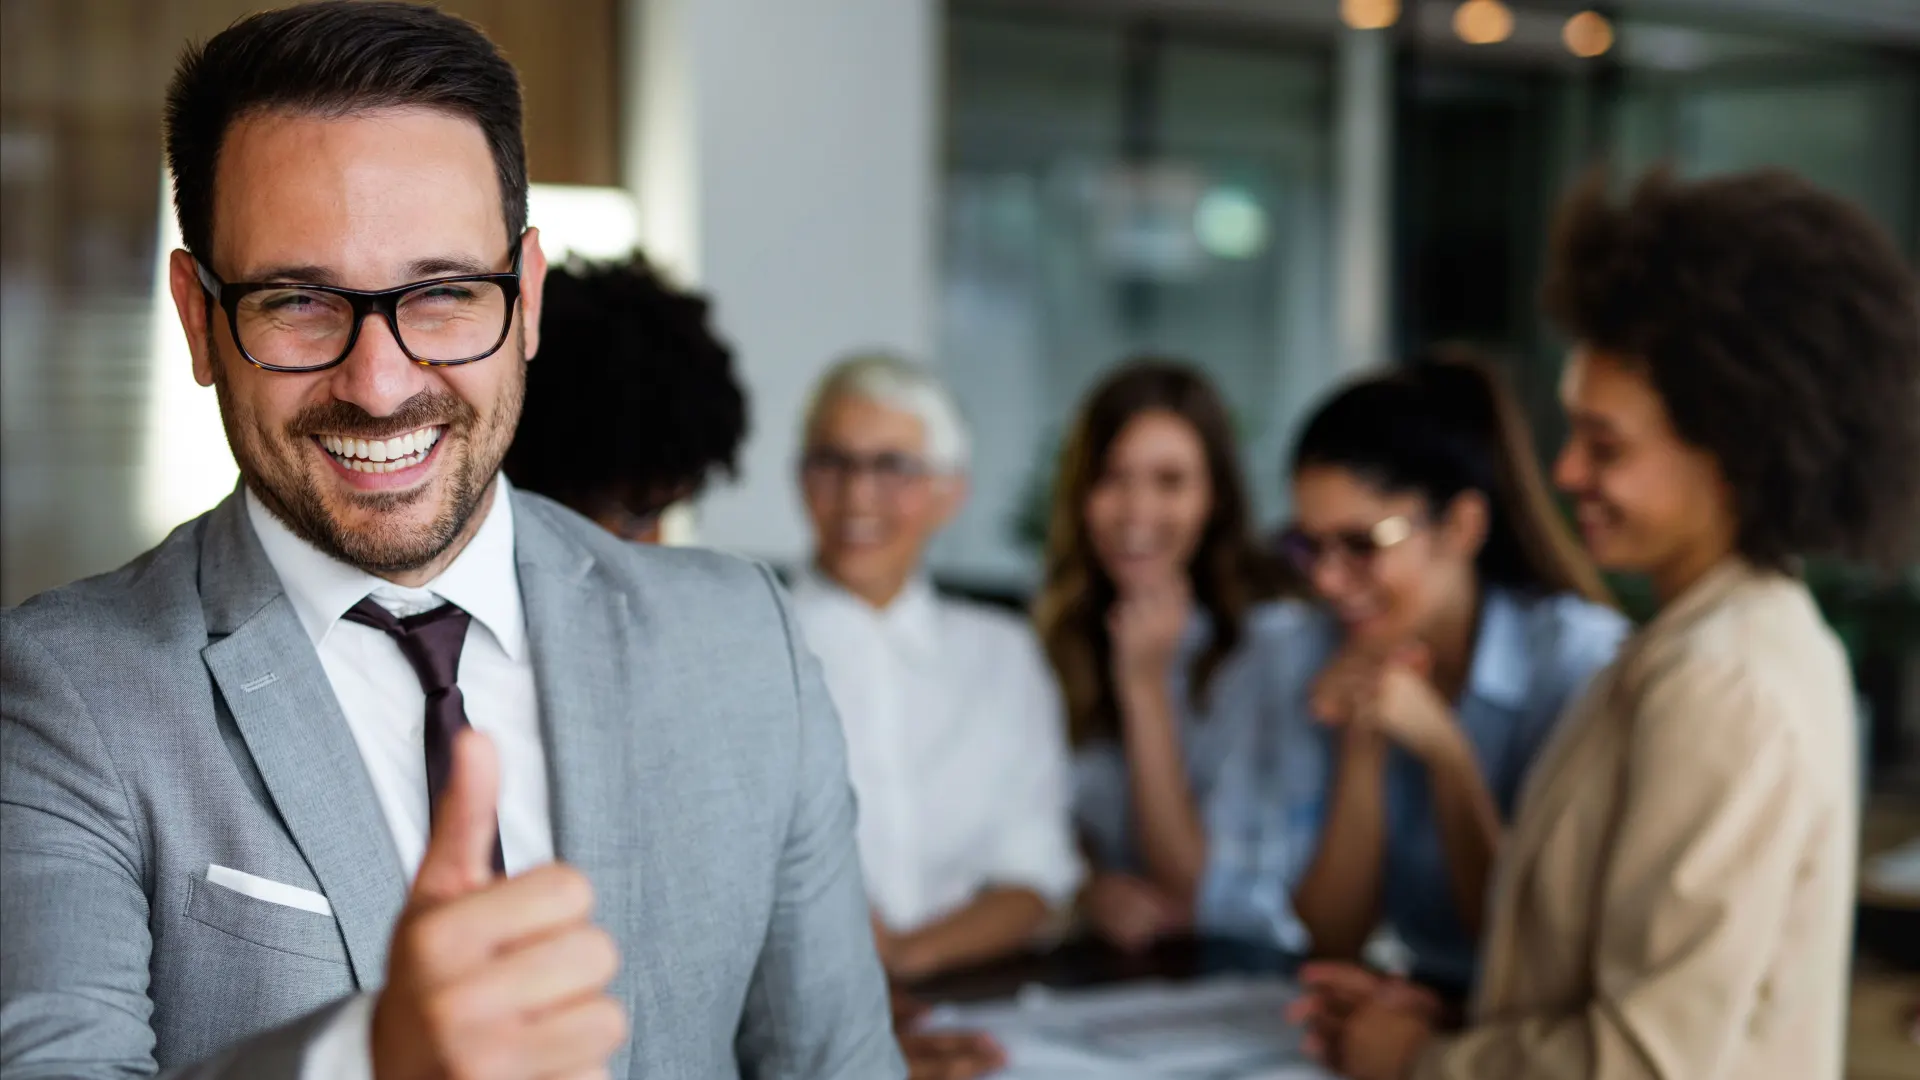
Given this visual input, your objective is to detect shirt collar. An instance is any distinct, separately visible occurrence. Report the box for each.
[1643,557,1761,641]
[794,563,941,659]
[1464,587,1529,710]
[243,476,527,661]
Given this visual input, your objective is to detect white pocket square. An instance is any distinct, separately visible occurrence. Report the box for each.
[206,864,334,916]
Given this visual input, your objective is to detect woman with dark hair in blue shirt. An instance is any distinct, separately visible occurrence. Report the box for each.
[1265,348,1627,991]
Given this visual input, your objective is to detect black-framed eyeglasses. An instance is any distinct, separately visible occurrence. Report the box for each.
[1275,514,1420,576]
[193,242,524,373]
[798,447,935,497]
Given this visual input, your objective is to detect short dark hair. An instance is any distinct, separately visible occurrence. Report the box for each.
[1543,167,1920,570]
[164,1,526,260]
[504,253,749,518]
[1292,346,1610,605]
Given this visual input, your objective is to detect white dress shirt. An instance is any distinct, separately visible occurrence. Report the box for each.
[244,478,552,1078]
[789,568,1083,934]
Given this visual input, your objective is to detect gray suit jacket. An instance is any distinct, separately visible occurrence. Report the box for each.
[0,488,904,1079]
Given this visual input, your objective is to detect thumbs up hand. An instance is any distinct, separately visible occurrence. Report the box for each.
[371,731,626,1080]
[411,726,504,903]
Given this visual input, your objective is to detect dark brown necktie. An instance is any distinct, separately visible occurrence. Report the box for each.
[343,597,506,876]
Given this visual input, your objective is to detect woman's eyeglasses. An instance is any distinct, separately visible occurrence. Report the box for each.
[1275,515,1419,575]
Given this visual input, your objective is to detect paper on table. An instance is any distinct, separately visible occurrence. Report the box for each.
[918,977,1338,1080]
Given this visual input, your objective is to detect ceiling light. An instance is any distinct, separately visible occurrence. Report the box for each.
[1563,10,1615,58]
[1341,0,1400,31]
[1453,0,1514,45]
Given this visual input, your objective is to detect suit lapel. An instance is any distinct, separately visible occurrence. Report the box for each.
[198,493,408,988]
[1500,665,1618,870]
[1473,664,1616,1011]
[1475,560,1761,1013]
[514,494,646,1079]
[1501,559,1758,878]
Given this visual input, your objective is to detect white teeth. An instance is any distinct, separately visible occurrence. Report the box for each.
[340,453,426,474]
[319,425,442,470]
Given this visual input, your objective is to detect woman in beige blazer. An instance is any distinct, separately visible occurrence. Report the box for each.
[1297,167,1920,1080]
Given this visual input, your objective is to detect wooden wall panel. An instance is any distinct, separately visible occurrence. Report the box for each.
[453,0,622,186]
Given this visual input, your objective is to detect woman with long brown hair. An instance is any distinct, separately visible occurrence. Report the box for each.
[1036,359,1298,951]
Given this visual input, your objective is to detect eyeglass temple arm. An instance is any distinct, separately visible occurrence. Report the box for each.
[191,257,224,300]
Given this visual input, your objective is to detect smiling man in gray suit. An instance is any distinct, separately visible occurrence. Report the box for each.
[0,4,902,1078]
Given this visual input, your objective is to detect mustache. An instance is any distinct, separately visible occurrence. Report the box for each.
[288,392,475,440]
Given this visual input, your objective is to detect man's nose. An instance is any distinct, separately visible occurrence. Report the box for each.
[324,313,430,418]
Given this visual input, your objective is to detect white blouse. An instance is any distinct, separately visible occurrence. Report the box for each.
[790,569,1084,933]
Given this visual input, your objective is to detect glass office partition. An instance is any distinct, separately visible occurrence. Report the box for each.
[939,8,1333,587]
[1613,38,1917,252]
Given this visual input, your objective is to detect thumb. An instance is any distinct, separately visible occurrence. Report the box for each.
[411,728,500,905]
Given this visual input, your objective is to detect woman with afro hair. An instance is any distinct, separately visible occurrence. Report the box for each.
[1296,167,1920,1080]
[504,251,748,542]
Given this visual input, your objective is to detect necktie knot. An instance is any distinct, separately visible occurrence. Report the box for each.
[343,597,470,693]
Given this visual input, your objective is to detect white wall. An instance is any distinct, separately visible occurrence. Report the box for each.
[626,0,939,563]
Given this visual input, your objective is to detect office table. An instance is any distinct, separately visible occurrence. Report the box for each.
[910,932,1918,1080]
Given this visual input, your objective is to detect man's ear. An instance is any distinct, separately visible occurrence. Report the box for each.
[168,249,217,387]
[517,227,549,361]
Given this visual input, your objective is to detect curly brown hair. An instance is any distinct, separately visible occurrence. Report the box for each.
[1034,360,1280,747]
[1542,167,1920,570]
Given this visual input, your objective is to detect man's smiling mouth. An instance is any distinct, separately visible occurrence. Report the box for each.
[315,425,444,473]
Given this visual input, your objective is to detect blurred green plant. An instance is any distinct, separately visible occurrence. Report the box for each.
[1801,559,1920,665]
